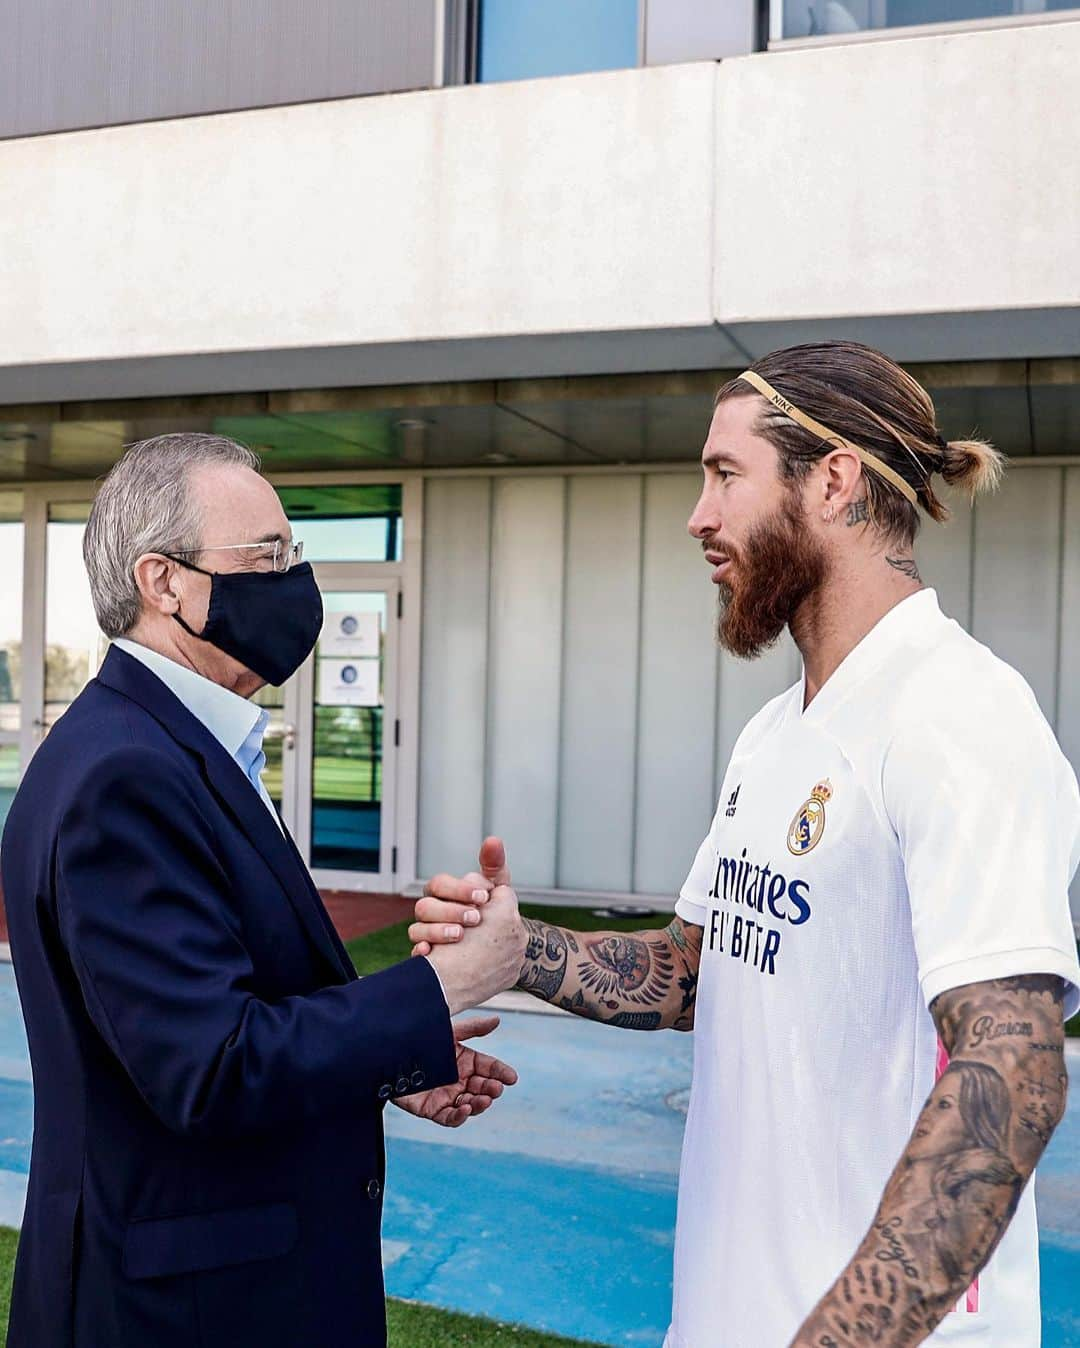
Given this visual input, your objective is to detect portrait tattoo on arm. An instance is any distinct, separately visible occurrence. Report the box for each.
[515,916,703,1032]
[792,974,1069,1348]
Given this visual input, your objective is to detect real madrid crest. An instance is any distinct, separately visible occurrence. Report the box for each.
[787,779,832,856]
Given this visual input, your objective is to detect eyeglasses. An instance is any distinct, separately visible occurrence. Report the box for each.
[170,539,304,573]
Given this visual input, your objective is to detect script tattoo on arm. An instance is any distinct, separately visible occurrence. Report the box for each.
[791,974,1069,1348]
[516,917,703,1032]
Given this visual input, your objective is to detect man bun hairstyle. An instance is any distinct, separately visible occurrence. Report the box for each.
[716,341,1005,546]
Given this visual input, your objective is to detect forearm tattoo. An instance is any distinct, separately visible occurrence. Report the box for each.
[793,974,1068,1348]
[516,917,703,1032]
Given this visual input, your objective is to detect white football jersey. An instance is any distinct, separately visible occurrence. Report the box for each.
[666,589,1080,1348]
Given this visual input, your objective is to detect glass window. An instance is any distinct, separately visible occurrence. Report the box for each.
[275,486,402,563]
[0,492,23,832]
[45,504,109,730]
[309,592,387,873]
[782,0,1078,39]
[0,492,23,733]
[478,0,639,83]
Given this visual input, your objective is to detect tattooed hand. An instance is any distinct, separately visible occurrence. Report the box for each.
[790,974,1069,1348]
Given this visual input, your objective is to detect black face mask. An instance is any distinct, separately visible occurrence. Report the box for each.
[167,556,324,686]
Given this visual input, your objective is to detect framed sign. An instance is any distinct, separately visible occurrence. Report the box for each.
[318,658,380,707]
[318,610,380,659]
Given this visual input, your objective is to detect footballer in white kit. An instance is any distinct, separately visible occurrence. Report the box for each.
[413,341,1080,1348]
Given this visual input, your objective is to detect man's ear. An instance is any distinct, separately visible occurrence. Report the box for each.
[132,554,181,617]
[819,447,867,515]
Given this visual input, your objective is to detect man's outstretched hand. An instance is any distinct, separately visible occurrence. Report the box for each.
[391,1015,518,1128]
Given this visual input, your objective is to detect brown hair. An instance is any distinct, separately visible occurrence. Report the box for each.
[715,341,1004,546]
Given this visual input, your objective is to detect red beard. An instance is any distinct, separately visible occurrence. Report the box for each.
[715,494,828,659]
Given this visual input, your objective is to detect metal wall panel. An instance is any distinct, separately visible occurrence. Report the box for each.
[972,467,1062,720]
[558,476,643,892]
[916,492,974,628]
[2,0,437,139]
[634,474,719,895]
[418,478,492,880]
[1058,467,1080,921]
[485,477,566,888]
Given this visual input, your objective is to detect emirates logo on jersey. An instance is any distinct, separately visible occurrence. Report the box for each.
[786,778,832,856]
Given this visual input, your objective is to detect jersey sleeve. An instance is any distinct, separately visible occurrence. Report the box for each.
[884,689,1080,1020]
[675,817,718,927]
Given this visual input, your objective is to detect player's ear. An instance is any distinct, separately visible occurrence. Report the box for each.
[819,447,865,517]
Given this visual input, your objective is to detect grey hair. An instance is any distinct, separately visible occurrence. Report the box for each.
[83,433,262,638]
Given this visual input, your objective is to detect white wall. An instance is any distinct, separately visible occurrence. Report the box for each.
[3,22,1080,402]
[418,465,1080,922]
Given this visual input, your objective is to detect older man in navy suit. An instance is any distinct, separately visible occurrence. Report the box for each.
[0,434,526,1348]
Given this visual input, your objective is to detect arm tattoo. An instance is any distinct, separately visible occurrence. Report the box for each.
[886,555,922,582]
[792,974,1068,1348]
[846,499,870,526]
[515,916,703,1032]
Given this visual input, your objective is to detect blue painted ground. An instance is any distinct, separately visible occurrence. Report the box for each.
[0,964,1075,1345]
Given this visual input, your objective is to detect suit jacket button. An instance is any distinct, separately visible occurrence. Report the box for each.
[410,1070,426,1089]
[377,1084,392,1101]
[367,1179,382,1201]
[395,1076,409,1095]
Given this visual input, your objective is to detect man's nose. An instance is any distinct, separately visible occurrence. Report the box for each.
[687,495,715,540]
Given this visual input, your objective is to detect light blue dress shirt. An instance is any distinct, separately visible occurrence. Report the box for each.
[113,638,284,833]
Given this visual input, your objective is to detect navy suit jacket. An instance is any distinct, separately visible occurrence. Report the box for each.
[0,644,456,1348]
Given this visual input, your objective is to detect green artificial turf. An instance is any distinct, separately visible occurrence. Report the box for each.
[0,1227,597,1348]
[344,902,671,977]
[0,1227,12,1346]
[387,1301,601,1346]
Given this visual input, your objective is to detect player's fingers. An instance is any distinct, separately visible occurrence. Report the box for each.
[411,941,432,958]
[414,896,483,927]
[423,873,482,902]
[460,873,493,900]
[409,921,463,945]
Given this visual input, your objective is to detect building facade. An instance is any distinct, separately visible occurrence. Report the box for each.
[1,2,1079,916]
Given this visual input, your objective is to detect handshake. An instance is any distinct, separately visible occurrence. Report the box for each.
[411,836,529,1017]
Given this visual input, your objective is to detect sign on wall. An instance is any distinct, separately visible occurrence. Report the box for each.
[318,610,380,659]
[318,658,381,707]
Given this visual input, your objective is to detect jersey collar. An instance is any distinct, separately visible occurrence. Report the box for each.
[796,588,946,725]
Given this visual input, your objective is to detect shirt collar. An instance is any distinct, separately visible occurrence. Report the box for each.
[113,637,263,758]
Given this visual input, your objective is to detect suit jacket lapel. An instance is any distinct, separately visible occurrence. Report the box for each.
[97,646,355,983]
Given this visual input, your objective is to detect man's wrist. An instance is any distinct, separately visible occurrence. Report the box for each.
[423,955,450,1010]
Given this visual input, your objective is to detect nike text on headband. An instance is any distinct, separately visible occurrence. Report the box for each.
[737,370,920,508]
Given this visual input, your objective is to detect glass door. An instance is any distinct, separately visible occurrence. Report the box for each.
[280,569,399,891]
